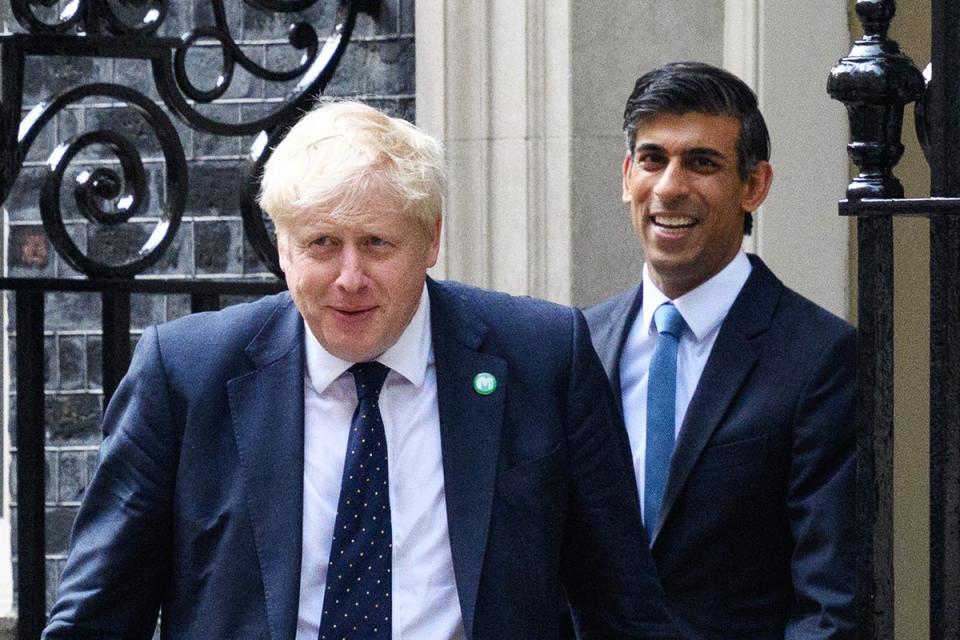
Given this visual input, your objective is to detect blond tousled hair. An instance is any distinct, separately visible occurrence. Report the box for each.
[258,100,445,228]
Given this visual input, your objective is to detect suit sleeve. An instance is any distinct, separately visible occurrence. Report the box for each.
[785,326,857,639]
[43,326,177,640]
[560,309,679,640]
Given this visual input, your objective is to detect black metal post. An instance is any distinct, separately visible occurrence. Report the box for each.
[929,218,960,640]
[15,291,45,640]
[928,0,960,637]
[0,39,24,204]
[827,2,924,638]
[101,288,131,407]
[856,216,895,640]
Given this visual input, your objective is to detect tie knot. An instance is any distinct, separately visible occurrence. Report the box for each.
[349,361,390,400]
[654,303,686,338]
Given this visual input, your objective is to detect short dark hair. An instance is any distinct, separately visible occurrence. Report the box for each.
[623,62,770,234]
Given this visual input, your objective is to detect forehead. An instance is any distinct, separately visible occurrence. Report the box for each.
[278,203,433,245]
[286,182,405,226]
[284,207,411,233]
[634,112,741,153]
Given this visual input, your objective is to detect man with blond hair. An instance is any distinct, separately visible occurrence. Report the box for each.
[44,101,677,639]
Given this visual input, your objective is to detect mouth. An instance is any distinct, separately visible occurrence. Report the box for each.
[651,214,697,229]
[331,305,376,318]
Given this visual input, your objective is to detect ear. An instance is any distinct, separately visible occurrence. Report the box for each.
[622,152,634,204]
[276,227,290,274]
[740,161,773,213]
[425,215,442,268]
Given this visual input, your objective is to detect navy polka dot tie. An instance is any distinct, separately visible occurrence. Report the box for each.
[319,362,392,640]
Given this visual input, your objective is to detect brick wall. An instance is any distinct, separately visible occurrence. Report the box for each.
[3,0,414,621]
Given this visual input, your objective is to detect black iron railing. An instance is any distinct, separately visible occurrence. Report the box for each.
[0,2,380,638]
[829,1,960,638]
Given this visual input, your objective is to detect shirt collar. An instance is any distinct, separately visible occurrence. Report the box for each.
[641,251,752,342]
[304,283,433,394]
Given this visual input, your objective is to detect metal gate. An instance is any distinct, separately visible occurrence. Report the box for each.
[829,1,960,638]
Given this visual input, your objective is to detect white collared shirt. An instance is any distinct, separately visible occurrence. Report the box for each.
[619,251,752,520]
[296,284,466,640]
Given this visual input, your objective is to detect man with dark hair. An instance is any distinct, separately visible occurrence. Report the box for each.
[584,62,856,638]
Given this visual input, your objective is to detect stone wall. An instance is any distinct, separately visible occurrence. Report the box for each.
[3,0,414,623]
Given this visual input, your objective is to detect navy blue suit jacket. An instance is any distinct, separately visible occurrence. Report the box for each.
[584,256,856,639]
[44,278,676,640]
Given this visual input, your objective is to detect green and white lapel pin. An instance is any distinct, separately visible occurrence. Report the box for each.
[472,372,497,396]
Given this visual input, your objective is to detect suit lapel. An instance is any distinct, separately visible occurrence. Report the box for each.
[651,257,782,544]
[593,285,643,398]
[227,297,305,640]
[651,324,758,543]
[427,279,506,640]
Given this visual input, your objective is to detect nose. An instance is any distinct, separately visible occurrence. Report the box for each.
[652,159,690,203]
[334,247,368,293]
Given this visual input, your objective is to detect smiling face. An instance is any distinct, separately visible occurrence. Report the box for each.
[277,192,441,363]
[623,111,772,299]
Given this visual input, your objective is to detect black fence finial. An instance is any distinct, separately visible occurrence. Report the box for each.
[827,0,924,201]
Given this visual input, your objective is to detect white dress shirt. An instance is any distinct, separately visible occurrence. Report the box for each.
[296,284,466,640]
[619,251,752,520]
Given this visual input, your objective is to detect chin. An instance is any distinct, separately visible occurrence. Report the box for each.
[343,342,391,363]
[648,256,691,276]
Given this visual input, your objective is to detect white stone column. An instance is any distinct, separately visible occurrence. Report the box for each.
[567,2,725,305]
[748,0,851,318]
[416,0,572,301]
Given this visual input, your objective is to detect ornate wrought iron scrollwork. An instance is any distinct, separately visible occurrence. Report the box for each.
[10,0,84,34]
[155,4,357,136]
[11,0,168,35]
[97,0,168,36]
[1,0,376,278]
[241,128,285,276]
[827,0,925,200]
[174,21,320,105]
[172,0,321,106]
[20,83,186,277]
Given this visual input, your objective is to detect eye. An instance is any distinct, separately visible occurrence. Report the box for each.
[368,236,392,248]
[311,236,331,247]
[688,156,721,172]
[635,152,667,170]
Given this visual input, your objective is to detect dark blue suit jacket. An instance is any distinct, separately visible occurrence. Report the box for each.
[44,278,677,640]
[584,256,856,639]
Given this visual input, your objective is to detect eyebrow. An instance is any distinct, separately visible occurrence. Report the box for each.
[686,147,726,159]
[634,143,728,160]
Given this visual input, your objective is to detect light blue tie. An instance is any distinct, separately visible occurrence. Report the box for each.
[645,303,686,542]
